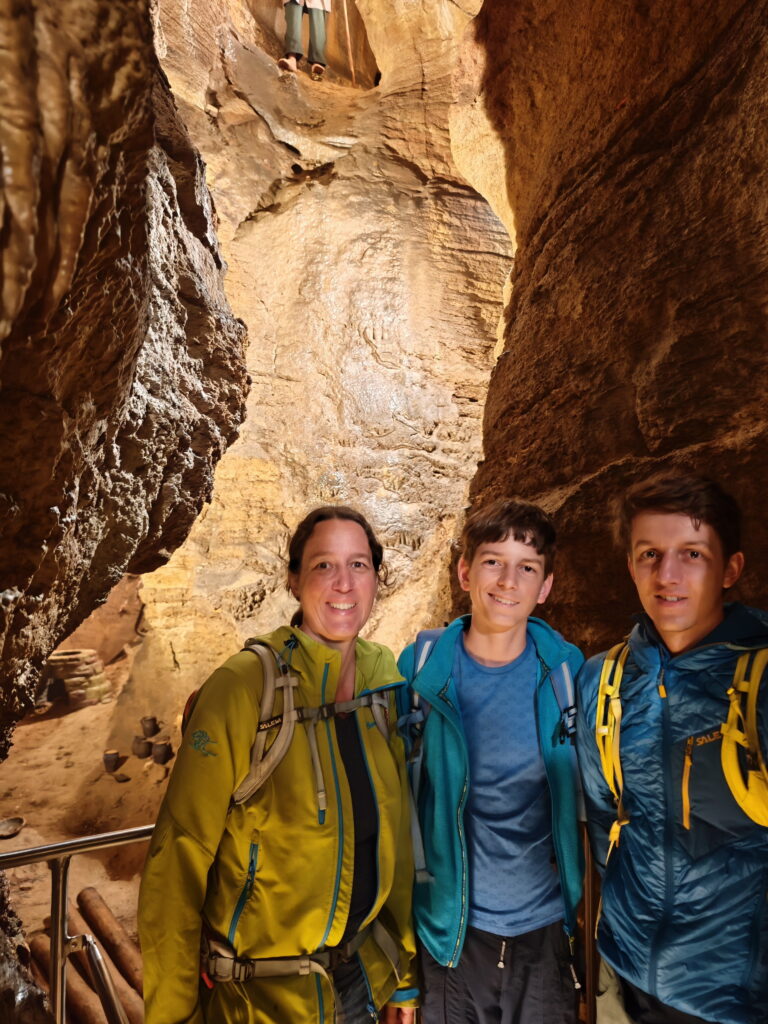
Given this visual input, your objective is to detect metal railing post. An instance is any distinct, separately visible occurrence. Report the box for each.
[79,934,130,1024]
[0,825,155,1024]
[48,855,72,1024]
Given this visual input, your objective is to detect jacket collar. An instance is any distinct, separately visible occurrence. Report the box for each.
[412,614,577,711]
[630,602,768,672]
[258,625,403,700]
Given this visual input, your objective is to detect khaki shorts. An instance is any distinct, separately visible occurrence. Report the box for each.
[596,960,634,1024]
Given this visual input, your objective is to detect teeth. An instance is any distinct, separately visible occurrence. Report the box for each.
[329,602,355,610]
[658,596,685,602]
[490,595,516,607]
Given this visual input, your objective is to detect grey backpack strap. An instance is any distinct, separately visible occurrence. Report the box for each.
[232,643,299,805]
[334,692,390,741]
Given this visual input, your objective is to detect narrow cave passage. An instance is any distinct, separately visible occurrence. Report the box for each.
[4,0,768,1019]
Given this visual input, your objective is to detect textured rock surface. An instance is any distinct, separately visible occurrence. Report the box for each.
[125,0,512,728]
[0,0,248,755]
[462,0,768,651]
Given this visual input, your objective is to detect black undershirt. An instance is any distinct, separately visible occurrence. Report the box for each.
[334,713,379,943]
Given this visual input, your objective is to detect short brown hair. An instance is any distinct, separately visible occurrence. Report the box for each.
[615,473,742,558]
[461,498,556,575]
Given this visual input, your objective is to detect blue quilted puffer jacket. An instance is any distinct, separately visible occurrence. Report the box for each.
[577,604,768,1024]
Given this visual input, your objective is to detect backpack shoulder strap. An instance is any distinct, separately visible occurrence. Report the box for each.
[549,660,577,745]
[721,647,768,826]
[396,626,446,884]
[232,641,299,806]
[595,641,631,855]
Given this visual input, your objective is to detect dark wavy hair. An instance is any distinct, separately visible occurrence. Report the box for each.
[286,506,388,627]
[460,497,557,575]
[614,473,742,558]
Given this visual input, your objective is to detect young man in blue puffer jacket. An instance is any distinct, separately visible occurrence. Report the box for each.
[577,473,768,1024]
[398,498,584,1024]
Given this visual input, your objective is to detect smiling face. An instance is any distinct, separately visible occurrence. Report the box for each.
[628,511,744,653]
[288,518,378,650]
[458,533,553,642]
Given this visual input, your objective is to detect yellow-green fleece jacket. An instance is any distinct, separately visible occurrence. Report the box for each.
[138,627,418,1023]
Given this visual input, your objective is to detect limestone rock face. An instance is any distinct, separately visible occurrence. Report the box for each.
[125,0,512,726]
[0,0,247,751]
[461,0,768,650]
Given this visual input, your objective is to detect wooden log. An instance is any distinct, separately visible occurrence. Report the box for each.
[77,887,143,996]
[29,956,49,994]
[67,903,144,1024]
[30,931,105,1024]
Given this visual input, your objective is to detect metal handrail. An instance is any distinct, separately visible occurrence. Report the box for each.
[0,823,155,1024]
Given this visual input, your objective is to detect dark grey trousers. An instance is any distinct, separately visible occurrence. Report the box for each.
[334,957,378,1023]
[420,921,578,1024]
[283,1,328,66]
[619,976,714,1024]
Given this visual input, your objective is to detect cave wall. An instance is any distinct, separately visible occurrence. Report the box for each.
[459,0,768,651]
[120,0,512,733]
[0,0,248,746]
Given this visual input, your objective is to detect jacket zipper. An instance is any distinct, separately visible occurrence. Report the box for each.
[536,659,576,937]
[648,668,673,998]
[448,770,469,968]
[437,678,468,968]
[681,736,694,830]
[534,663,580,990]
[227,841,258,945]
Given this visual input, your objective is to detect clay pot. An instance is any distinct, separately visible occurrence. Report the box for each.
[103,750,120,772]
[131,735,153,758]
[151,737,173,765]
[140,715,159,737]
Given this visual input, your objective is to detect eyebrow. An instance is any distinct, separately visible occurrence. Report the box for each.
[309,551,372,559]
[632,539,713,550]
[478,546,544,562]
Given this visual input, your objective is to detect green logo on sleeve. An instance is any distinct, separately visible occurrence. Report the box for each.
[190,729,218,757]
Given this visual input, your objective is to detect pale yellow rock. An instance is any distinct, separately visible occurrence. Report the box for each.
[129,0,513,721]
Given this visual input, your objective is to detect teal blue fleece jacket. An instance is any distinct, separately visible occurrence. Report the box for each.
[397,615,585,967]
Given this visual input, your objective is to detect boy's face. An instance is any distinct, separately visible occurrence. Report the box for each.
[458,533,553,638]
[628,511,744,653]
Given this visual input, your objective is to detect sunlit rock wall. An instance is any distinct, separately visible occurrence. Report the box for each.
[0,0,247,748]
[459,0,768,651]
[123,0,511,730]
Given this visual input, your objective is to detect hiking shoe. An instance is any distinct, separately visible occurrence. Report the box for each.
[278,55,298,73]
[310,63,325,80]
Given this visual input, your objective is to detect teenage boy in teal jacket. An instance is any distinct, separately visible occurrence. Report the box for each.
[398,498,584,1024]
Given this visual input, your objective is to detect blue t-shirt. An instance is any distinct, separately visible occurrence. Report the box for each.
[453,634,563,937]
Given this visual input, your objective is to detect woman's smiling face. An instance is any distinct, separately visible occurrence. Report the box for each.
[289,518,378,649]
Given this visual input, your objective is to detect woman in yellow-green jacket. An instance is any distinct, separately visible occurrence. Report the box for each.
[138,507,418,1023]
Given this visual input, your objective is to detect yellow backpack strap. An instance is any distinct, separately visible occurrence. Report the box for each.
[595,642,631,800]
[595,641,631,854]
[721,649,768,827]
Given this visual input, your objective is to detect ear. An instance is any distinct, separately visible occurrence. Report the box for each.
[627,553,637,585]
[537,573,554,604]
[457,556,471,592]
[723,551,745,590]
[288,572,300,601]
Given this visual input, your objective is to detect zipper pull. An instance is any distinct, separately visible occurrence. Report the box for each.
[569,962,582,990]
[497,939,506,969]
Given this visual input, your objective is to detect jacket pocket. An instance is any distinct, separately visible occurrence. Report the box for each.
[675,728,756,858]
[227,832,260,946]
